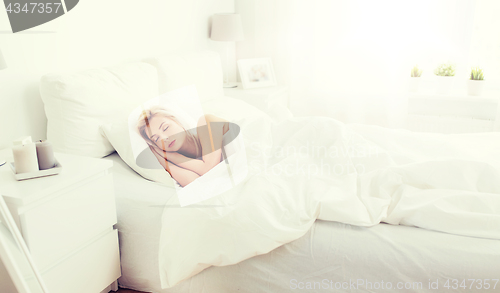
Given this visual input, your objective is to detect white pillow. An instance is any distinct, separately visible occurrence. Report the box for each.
[40,62,159,158]
[100,122,176,187]
[144,51,224,102]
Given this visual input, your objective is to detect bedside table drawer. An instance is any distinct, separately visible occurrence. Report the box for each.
[20,173,117,271]
[42,229,120,293]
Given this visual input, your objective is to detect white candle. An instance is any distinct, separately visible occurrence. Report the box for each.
[12,142,39,174]
[36,140,56,170]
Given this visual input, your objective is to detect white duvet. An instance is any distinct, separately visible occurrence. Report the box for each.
[158,98,500,288]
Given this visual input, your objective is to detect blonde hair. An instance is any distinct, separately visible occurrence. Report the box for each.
[137,105,201,157]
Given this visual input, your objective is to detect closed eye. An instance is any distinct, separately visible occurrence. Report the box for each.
[163,125,169,132]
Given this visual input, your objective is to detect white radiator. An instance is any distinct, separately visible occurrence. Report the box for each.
[407,92,499,134]
[407,114,495,134]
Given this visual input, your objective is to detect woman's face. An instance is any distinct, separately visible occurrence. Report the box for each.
[147,116,186,152]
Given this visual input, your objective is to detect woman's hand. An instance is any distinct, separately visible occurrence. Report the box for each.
[148,144,171,175]
[149,142,165,157]
[148,144,200,187]
[149,142,186,164]
[164,151,189,165]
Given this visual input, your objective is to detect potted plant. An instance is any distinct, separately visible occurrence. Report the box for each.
[409,65,422,92]
[434,63,455,94]
[467,67,485,96]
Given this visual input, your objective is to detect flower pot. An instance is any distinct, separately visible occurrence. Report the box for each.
[467,80,485,96]
[435,76,454,95]
[408,77,421,92]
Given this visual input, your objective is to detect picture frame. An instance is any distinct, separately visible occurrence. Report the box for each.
[237,58,277,89]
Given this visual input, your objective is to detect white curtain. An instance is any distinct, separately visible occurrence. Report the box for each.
[236,0,499,128]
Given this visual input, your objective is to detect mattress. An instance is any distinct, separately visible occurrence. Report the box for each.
[105,152,500,293]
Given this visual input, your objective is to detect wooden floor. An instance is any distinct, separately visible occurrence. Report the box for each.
[116,289,147,293]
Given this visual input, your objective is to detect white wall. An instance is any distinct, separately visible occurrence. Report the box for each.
[235,0,500,130]
[235,0,292,86]
[0,0,235,149]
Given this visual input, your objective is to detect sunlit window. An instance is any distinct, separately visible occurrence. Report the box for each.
[289,0,498,95]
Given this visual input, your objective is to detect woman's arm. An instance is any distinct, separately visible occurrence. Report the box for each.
[168,163,200,187]
[149,145,200,187]
[167,115,226,176]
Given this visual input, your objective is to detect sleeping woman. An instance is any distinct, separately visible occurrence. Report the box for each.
[137,105,230,187]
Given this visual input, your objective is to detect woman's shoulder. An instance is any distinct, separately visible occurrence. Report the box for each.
[197,114,228,125]
[197,114,230,136]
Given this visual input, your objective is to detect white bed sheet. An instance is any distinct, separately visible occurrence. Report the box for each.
[106,152,500,293]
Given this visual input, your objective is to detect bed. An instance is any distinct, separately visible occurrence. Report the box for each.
[37,50,500,293]
[108,151,500,293]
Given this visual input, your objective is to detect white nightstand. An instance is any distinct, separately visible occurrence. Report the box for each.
[407,91,500,133]
[0,150,120,293]
[223,82,293,122]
